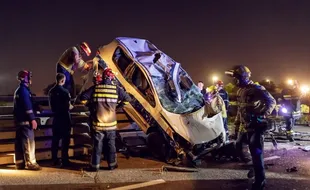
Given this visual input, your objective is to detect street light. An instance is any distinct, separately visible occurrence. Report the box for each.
[266,79,270,83]
[301,85,310,94]
[287,79,293,85]
[212,76,218,83]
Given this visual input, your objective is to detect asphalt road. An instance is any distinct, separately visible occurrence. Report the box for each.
[0,125,310,190]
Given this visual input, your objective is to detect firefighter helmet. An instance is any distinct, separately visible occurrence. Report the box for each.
[225,65,251,87]
[225,65,251,78]
[103,68,115,80]
[215,80,224,86]
[79,42,91,56]
[93,71,103,85]
[17,70,32,83]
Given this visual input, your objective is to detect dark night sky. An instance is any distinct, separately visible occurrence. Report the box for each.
[1,0,310,95]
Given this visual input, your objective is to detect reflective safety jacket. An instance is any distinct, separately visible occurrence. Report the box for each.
[13,83,35,124]
[57,46,85,74]
[206,85,228,118]
[235,82,276,131]
[80,79,131,131]
[218,88,229,110]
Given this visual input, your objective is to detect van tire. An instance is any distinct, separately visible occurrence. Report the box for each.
[147,132,169,161]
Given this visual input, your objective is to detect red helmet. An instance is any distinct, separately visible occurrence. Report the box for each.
[103,68,115,80]
[93,71,103,84]
[215,80,224,86]
[79,42,91,56]
[17,70,32,83]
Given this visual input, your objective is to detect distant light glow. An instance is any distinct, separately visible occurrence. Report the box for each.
[266,79,270,82]
[287,79,293,85]
[301,85,310,94]
[212,76,218,82]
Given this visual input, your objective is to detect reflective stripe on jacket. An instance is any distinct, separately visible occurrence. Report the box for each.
[80,79,131,131]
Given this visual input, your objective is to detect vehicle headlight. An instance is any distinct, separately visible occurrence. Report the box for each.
[281,107,288,113]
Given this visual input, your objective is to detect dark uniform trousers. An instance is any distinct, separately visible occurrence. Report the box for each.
[223,116,228,132]
[91,130,117,169]
[235,132,251,162]
[248,130,265,183]
[15,124,36,167]
[238,128,265,182]
[51,115,71,162]
[284,116,295,131]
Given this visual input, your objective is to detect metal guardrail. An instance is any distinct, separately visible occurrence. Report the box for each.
[0,96,136,165]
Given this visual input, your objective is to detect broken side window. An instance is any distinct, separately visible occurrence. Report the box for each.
[113,47,132,74]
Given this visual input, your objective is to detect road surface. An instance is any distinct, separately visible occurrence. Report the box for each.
[0,125,310,190]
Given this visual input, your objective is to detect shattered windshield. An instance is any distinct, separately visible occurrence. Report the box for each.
[113,39,205,114]
[151,68,204,114]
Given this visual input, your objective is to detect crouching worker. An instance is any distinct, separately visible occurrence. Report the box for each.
[13,70,41,170]
[80,68,131,171]
[56,42,92,98]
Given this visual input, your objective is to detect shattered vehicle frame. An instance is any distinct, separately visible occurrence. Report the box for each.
[93,37,226,164]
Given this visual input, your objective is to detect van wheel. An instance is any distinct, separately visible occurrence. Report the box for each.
[147,132,170,161]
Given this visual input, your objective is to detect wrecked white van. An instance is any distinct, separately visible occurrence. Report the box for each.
[94,37,226,164]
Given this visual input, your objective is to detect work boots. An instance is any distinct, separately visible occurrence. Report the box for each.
[26,163,42,171]
[252,179,266,190]
[108,164,118,170]
[286,130,294,142]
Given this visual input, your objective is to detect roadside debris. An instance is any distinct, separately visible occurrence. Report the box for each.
[247,169,254,179]
[161,165,199,172]
[298,146,310,152]
[110,179,166,190]
[286,167,298,172]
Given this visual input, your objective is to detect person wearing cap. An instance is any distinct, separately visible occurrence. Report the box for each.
[13,70,41,170]
[225,65,276,190]
[56,42,92,98]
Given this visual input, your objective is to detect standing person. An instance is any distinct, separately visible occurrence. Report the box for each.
[225,65,276,189]
[280,80,301,142]
[48,73,74,167]
[13,70,41,170]
[80,68,131,171]
[215,80,230,137]
[56,42,92,98]
[197,81,207,95]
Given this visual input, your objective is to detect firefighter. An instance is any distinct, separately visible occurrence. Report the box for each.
[206,82,229,140]
[56,42,92,98]
[215,80,229,136]
[48,73,74,167]
[280,80,301,142]
[13,70,41,170]
[225,65,276,190]
[80,68,131,171]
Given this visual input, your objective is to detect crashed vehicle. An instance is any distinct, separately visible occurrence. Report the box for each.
[93,37,226,164]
